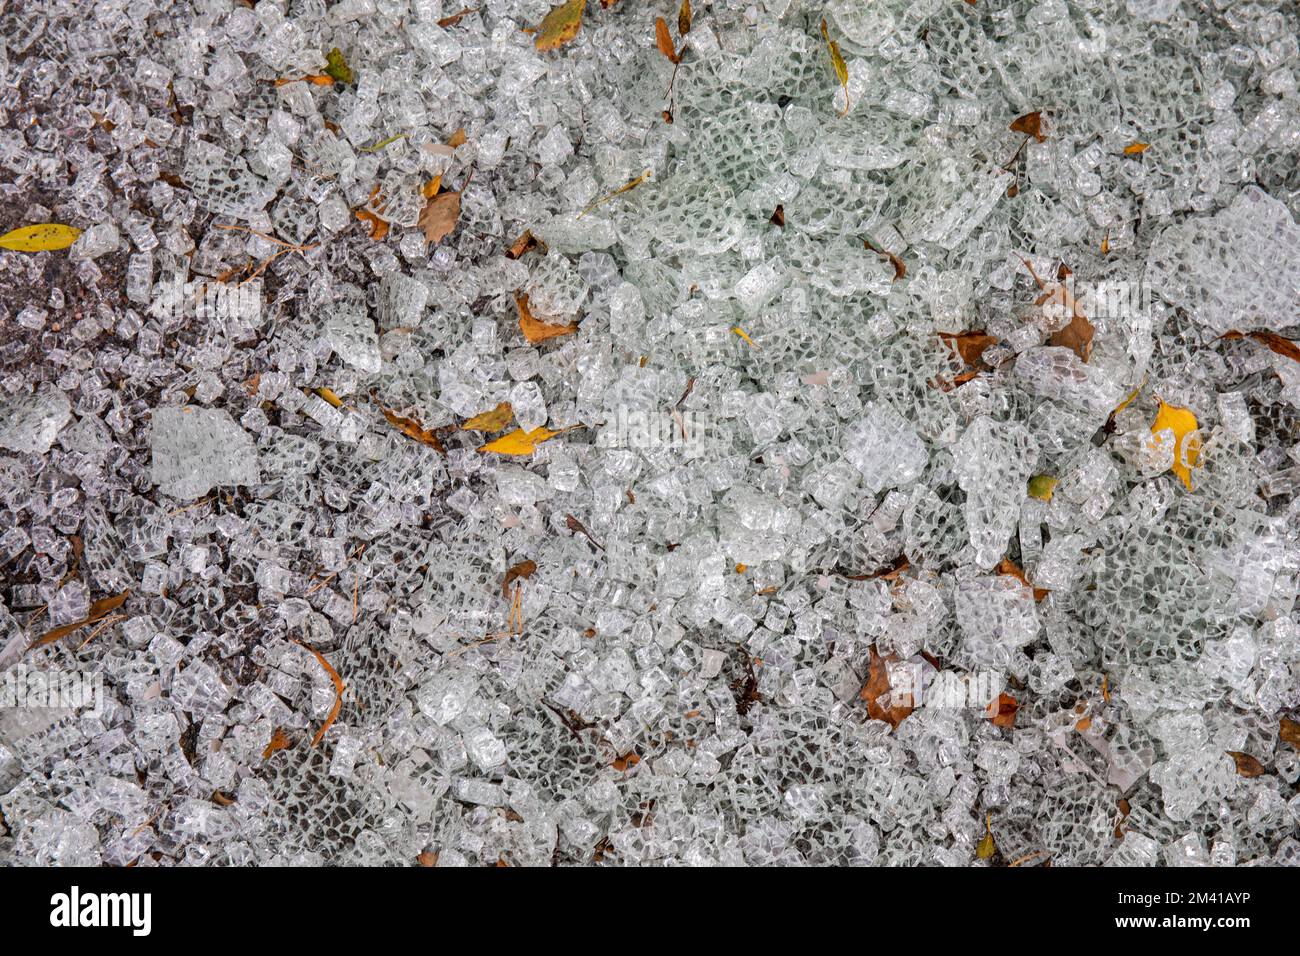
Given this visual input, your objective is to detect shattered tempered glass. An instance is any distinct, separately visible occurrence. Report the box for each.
[0,0,1298,869]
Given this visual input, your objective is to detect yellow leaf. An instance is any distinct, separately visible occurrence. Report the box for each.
[314,387,344,408]
[576,169,651,219]
[678,0,692,35]
[731,326,759,349]
[1123,141,1150,155]
[462,402,515,432]
[976,813,996,860]
[534,0,586,51]
[1150,400,1201,491]
[1027,474,1058,501]
[479,426,569,456]
[422,174,442,199]
[1112,381,1144,416]
[0,223,82,252]
[820,18,849,115]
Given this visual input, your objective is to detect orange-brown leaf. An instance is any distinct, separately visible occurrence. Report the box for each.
[612,752,640,772]
[655,17,680,63]
[770,204,785,228]
[990,692,1018,728]
[860,646,914,728]
[1010,111,1045,142]
[517,292,579,344]
[32,589,131,649]
[437,7,478,27]
[1123,141,1150,155]
[417,850,439,866]
[678,0,692,35]
[382,408,448,454]
[1044,284,1095,362]
[262,727,292,759]
[1226,751,1266,778]
[355,207,389,241]
[506,229,545,259]
[293,641,345,748]
[839,554,909,582]
[996,556,1049,601]
[447,127,467,148]
[863,238,906,282]
[502,559,537,598]
[1221,330,1300,365]
[939,330,999,368]
[1280,717,1300,746]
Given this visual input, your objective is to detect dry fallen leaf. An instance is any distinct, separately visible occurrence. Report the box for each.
[516,292,579,344]
[0,223,82,252]
[417,850,439,867]
[314,387,344,408]
[860,645,914,729]
[1016,255,1094,362]
[1046,300,1095,362]
[272,74,335,87]
[506,229,545,259]
[437,7,478,27]
[838,554,909,582]
[1226,751,1266,778]
[1010,110,1046,142]
[612,752,640,772]
[655,17,681,64]
[577,170,651,218]
[565,514,604,550]
[939,330,998,368]
[419,188,462,245]
[462,402,515,432]
[863,237,906,282]
[1149,400,1201,491]
[1027,473,1058,501]
[976,813,996,860]
[447,127,467,148]
[324,47,353,84]
[678,0,692,35]
[502,559,537,598]
[989,692,1019,728]
[1280,717,1300,746]
[382,408,448,455]
[820,18,850,115]
[32,589,131,649]
[355,207,389,240]
[996,556,1049,602]
[534,0,587,51]
[1123,141,1151,155]
[478,425,573,456]
[770,204,785,227]
[295,641,345,748]
[262,727,292,759]
[1220,330,1300,365]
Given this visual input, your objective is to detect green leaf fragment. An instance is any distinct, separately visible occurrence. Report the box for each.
[325,47,354,85]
